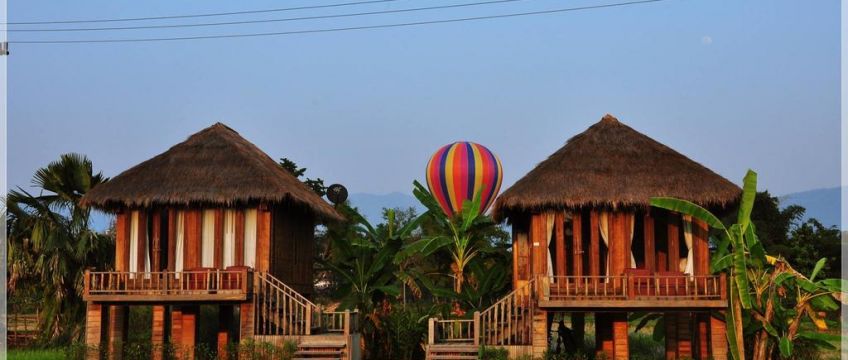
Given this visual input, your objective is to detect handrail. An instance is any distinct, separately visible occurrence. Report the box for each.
[478,278,535,346]
[84,269,250,297]
[253,272,315,336]
[539,274,725,301]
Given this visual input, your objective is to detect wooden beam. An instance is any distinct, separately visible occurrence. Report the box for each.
[609,212,628,277]
[184,210,201,269]
[555,212,566,276]
[644,212,655,272]
[214,209,224,269]
[137,211,147,273]
[235,210,245,267]
[589,211,600,277]
[667,213,681,272]
[256,206,272,273]
[572,212,583,277]
[115,212,129,272]
[693,219,710,275]
[167,210,176,272]
[151,211,161,272]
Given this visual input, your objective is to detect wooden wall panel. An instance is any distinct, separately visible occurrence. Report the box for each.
[609,212,629,277]
[167,210,176,272]
[151,211,162,271]
[644,212,655,272]
[184,210,202,269]
[589,211,600,277]
[137,211,147,273]
[513,218,531,286]
[256,207,271,272]
[115,212,129,272]
[555,213,566,277]
[667,214,680,272]
[214,209,224,269]
[693,219,710,275]
[170,309,183,348]
[572,212,583,277]
[235,211,245,266]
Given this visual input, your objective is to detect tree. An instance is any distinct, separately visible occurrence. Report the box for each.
[6,153,113,343]
[278,157,327,196]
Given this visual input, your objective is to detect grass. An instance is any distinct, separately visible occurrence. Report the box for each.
[8,349,65,360]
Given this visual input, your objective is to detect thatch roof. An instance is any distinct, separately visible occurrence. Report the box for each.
[81,123,342,221]
[493,114,740,220]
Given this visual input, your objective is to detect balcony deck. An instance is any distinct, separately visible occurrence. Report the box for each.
[537,274,727,309]
[83,269,252,303]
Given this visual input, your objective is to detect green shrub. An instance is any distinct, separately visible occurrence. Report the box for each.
[479,346,509,360]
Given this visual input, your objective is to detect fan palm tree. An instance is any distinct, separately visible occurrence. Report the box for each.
[6,153,112,343]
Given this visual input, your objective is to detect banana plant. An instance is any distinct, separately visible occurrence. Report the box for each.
[400,181,495,294]
[650,170,759,360]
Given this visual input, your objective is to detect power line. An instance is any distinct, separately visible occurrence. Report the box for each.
[9,0,529,32]
[2,0,399,25]
[10,0,665,44]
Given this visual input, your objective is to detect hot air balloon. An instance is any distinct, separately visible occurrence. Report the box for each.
[425,141,503,217]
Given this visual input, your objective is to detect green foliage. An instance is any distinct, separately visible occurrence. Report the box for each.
[278,157,326,196]
[377,305,434,360]
[652,169,847,360]
[6,153,112,344]
[479,346,509,360]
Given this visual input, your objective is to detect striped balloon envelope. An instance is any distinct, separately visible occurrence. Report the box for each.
[425,141,503,217]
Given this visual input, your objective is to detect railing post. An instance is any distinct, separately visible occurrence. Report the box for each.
[83,270,90,297]
[473,311,480,346]
[344,309,351,337]
[720,274,727,300]
[428,318,436,345]
[305,303,312,335]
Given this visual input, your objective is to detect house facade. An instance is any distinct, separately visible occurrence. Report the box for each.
[80,123,356,360]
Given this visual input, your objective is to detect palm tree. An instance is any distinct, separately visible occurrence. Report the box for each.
[6,153,112,343]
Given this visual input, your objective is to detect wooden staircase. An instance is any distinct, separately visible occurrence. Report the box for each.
[425,280,536,360]
[252,273,359,360]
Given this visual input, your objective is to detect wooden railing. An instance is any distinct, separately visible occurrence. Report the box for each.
[254,272,317,336]
[428,318,477,345]
[321,310,359,334]
[479,279,535,346]
[539,274,726,302]
[83,269,251,301]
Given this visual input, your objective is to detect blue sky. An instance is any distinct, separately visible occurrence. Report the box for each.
[6,0,840,198]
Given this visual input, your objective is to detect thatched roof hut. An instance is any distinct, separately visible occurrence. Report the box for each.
[82,122,342,221]
[493,114,740,220]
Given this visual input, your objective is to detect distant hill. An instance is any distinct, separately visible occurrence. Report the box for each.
[779,187,840,228]
[348,192,425,223]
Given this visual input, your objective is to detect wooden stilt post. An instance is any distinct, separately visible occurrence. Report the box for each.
[182,306,197,360]
[170,308,183,357]
[107,305,127,360]
[697,313,710,360]
[151,306,166,360]
[84,303,103,359]
[595,313,614,358]
[677,313,694,359]
[218,306,232,358]
[665,312,678,360]
[710,312,728,360]
[612,313,629,360]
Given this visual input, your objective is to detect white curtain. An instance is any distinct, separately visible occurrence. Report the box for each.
[223,210,236,268]
[243,209,257,268]
[201,210,216,268]
[599,212,610,277]
[128,211,139,277]
[174,211,185,273]
[682,215,694,276]
[545,213,555,277]
[629,213,637,268]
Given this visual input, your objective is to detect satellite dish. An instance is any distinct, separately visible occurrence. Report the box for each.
[327,184,348,205]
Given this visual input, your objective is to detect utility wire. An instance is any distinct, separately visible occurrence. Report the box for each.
[9,0,529,32]
[11,0,665,44]
[2,0,399,25]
